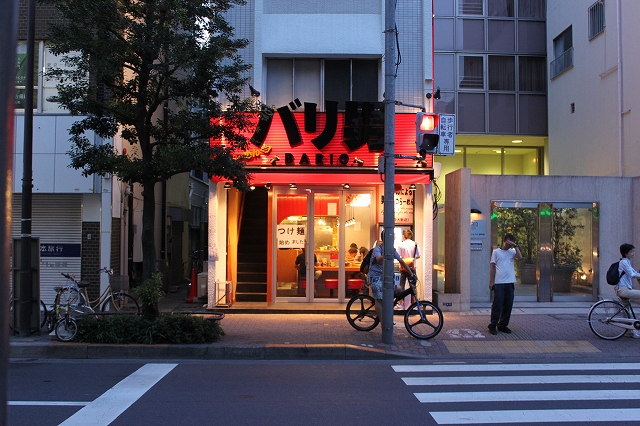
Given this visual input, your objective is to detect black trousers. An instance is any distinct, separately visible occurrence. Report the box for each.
[490,283,514,327]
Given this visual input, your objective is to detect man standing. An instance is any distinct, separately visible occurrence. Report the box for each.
[368,231,414,324]
[397,229,420,290]
[488,233,522,335]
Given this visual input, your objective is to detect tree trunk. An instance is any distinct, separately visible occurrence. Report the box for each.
[141,180,157,282]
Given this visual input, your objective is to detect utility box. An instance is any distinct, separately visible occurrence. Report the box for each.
[197,272,208,299]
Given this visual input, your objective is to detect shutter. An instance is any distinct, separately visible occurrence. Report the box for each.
[12,194,82,304]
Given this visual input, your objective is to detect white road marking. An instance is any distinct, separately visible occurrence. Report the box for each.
[9,401,88,406]
[415,389,640,403]
[392,362,640,373]
[431,408,640,424]
[58,363,177,426]
[403,374,640,386]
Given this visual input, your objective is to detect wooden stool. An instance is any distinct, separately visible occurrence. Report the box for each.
[324,278,338,298]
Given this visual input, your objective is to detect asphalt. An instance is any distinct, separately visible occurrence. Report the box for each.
[9,286,640,361]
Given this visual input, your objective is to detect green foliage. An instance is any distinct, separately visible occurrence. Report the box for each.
[552,208,584,268]
[132,272,164,320]
[494,208,538,265]
[43,0,262,280]
[75,314,225,344]
[132,273,165,307]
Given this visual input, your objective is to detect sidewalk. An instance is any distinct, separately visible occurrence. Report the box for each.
[9,288,639,361]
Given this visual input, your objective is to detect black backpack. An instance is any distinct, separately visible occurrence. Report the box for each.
[606,261,625,285]
[360,249,374,274]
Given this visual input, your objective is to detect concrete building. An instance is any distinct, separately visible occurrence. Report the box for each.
[547,0,640,177]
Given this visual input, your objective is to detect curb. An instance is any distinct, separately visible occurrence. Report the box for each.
[9,341,421,361]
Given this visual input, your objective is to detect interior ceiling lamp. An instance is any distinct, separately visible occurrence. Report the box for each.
[223,182,231,189]
[270,155,280,165]
[289,183,297,189]
[353,157,364,166]
[265,183,272,190]
[249,185,256,191]
[409,183,416,190]
[343,183,350,189]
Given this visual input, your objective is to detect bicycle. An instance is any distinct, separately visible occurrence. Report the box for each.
[346,275,444,340]
[55,267,140,315]
[54,288,96,342]
[9,290,49,334]
[588,297,640,340]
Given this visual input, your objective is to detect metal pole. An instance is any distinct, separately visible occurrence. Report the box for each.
[0,0,19,421]
[19,0,35,337]
[382,0,396,344]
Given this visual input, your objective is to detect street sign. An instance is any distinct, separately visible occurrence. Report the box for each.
[437,114,456,156]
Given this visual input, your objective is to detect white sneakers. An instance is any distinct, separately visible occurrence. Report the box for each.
[629,330,640,339]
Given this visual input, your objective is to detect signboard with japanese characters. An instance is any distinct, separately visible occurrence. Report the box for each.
[377,185,414,224]
[437,114,456,156]
[277,225,306,248]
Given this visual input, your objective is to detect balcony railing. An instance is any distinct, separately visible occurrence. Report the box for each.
[550,47,573,79]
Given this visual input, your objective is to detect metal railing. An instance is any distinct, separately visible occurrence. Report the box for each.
[550,47,574,79]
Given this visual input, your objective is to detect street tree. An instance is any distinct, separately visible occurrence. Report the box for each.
[43,0,256,281]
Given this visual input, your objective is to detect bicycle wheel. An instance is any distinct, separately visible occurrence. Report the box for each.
[346,294,379,331]
[9,300,48,334]
[588,300,630,340]
[101,292,140,314]
[404,301,444,340]
[55,288,85,307]
[55,317,78,342]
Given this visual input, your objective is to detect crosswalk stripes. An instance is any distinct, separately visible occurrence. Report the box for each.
[392,363,640,425]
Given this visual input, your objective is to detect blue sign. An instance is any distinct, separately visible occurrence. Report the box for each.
[40,243,81,257]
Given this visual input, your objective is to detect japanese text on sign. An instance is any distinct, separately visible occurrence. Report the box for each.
[437,114,456,156]
[277,225,306,248]
[377,185,414,224]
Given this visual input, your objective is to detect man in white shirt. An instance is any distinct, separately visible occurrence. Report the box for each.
[397,229,420,290]
[488,233,522,335]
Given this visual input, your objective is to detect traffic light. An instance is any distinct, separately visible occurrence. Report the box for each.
[415,112,439,155]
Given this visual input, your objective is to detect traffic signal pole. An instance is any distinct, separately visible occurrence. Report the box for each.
[382,0,396,344]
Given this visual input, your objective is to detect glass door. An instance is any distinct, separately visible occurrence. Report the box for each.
[312,192,341,300]
[275,188,375,302]
[491,201,599,302]
[275,193,309,299]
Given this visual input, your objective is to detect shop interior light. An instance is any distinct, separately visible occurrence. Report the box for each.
[290,183,297,189]
[249,185,256,191]
[265,183,272,190]
[343,183,350,189]
[223,182,231,189]
[409,183,416,190]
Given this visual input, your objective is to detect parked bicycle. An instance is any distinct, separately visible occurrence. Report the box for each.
[9,290,49,334]
[346,275,444,340]
[588,297,640,340]
[54,287,95,342]
[55,267,140,315]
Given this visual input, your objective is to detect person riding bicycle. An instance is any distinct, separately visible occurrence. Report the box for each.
[368,231,415,325]
[616,243,640,338]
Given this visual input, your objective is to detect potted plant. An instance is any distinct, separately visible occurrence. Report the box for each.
[551,208,584,292]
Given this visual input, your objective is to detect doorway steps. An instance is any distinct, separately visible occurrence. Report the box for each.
[235,188,268,302]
